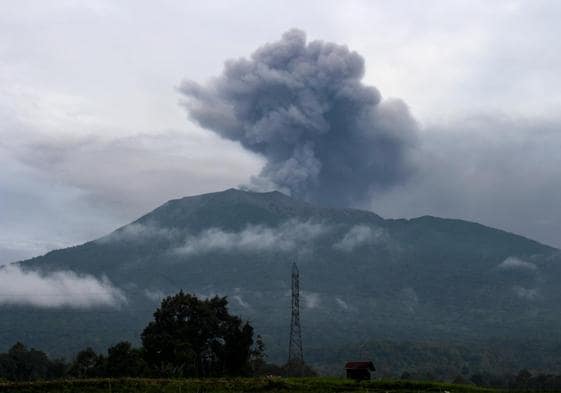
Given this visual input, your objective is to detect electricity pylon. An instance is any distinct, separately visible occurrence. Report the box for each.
[288,262,304,366]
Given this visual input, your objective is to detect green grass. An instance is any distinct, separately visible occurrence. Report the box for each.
[0,377,503,393]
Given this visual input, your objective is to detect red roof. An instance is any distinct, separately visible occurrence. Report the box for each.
[345,361,375,370]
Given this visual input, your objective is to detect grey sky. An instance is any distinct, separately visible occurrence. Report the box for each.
[1,0,561,263]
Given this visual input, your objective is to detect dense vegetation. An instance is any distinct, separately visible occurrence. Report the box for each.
[0,292,316,383]
[0,293,257,381]
[2,292,561,391]
[311,339,561,379]
[7,337,561,391]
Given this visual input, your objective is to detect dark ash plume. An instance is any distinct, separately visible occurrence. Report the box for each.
[180,29,418,206]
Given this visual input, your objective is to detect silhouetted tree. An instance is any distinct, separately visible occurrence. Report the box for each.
[515,369,532,389]
[68,348,105,378]
[106,341,147,377]
[0,342,53,381]
[141,291,254,377]
[46,358,67,379]
[249,335,266,375]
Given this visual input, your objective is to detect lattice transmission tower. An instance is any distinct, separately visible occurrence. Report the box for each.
[288,262,304,365]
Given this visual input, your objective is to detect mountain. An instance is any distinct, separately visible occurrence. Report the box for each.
[2,188,561,372]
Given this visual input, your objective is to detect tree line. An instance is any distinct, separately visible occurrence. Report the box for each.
[456,369,561,391]
[0,291,314,381]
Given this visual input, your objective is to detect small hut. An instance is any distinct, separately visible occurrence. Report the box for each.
[344,361,375,381]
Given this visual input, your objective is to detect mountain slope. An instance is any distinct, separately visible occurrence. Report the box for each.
[3,189,561,365]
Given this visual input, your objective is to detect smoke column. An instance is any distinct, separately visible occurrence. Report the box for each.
[180,29,418,206]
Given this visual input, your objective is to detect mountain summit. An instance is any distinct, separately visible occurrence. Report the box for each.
[3,189,561,364]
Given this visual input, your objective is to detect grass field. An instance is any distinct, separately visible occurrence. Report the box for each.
[0,378,501,393]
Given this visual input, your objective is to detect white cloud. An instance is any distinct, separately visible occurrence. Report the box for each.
[513,286,539,300]
[232,295,251,309]
[400,287,419,312]
[174,220,329,255]
[302,291,321,309]
[144,289,166,302]
[498,256,538,271]
[0,265,126,308]
[335,297,350,311]
[333,225,388,252]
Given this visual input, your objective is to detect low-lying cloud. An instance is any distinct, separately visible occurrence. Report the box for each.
[0,265,126,308]
[333,225,388,252]
[513,286,539,301]
[232,295,251,309]
[301,291,321,309]
[144,289,166,302]
[498,256,538,271]
[174,219,328,256]
[335,297,350,311]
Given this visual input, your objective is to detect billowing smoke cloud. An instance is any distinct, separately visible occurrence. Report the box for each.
[180,29,418,206]
[174,219,328,255]
[0,265,126,308]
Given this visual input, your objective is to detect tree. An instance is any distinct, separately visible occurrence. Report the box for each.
[106,341,147,377]
[0,342,52,381]
[515,369,532,389]
[249,335,267,375]
[141,291,254,377]
[68,348,105,378]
